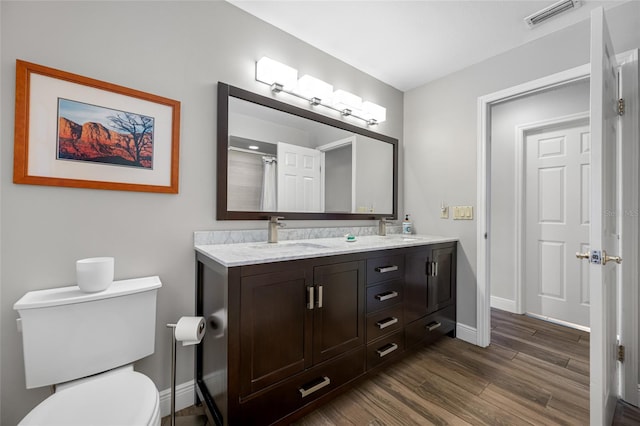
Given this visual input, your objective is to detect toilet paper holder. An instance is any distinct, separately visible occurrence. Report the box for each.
[166,317,206,426]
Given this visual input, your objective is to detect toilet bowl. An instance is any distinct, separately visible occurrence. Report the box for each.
[14,276,163,425]
[19,367,160,426]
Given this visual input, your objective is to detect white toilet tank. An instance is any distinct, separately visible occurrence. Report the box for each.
[14,276,162,389]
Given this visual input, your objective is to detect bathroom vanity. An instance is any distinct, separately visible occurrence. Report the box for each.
[194,235,457,425]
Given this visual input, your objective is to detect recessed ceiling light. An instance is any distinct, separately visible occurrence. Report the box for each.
[249,145,259,150]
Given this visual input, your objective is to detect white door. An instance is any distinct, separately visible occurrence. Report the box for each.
[277,142,322,212]
[588,7,621,425]
[525,122,591,328]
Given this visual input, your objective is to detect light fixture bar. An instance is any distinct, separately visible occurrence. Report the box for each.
[254,57,385,126]
[266,83,382,125]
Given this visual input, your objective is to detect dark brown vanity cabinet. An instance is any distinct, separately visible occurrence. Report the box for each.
[364,254,405,370]
[196,242,456,426]
[227,257,365,425]
[404,242,457,348]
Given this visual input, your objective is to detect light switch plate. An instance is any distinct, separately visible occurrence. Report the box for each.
[440,206,449,219]
[453,206,473,220]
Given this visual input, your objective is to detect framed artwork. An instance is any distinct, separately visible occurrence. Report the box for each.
[13,60,181,193]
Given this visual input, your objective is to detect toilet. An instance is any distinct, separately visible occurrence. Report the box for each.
[13,275,162,425]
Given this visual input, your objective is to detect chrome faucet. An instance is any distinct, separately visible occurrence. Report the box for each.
[378,217,393,236]
[268,216,285,243]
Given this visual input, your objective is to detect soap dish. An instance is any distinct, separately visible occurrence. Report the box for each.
[345,234,357,242]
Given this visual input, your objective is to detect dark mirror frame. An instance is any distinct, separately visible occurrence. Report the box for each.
[217,82,398,220]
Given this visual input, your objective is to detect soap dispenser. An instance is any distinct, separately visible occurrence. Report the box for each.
[402,214,413,235]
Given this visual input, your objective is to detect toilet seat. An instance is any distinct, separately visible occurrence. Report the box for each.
[19,370,160,426]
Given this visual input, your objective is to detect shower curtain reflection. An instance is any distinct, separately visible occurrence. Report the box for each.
[261,156,277,211]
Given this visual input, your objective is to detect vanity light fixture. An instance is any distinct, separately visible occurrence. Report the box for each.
[254,56,386,126]
[332,89,363,113]
[296,74,333,102]
[256,57,298,91]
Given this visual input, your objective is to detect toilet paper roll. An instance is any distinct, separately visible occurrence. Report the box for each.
[175,316,206,346]
[207,309,227,339]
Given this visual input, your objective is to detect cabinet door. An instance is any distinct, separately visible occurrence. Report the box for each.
[239,268,313,396]
[404,248,429,324]
[313,260,365,364]
[428,245,456,313]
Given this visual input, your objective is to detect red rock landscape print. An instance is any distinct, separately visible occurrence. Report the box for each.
[57,98,154,169]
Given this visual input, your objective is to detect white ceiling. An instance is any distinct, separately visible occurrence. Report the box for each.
[228,0,627,92]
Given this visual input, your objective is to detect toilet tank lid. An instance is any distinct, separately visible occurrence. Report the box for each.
[14,276,162,311]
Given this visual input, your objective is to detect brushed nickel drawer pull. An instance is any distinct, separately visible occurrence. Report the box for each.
[307,286,314,310]
[299,376,331,398]
[376,317,399,329]
[375,291,399,301]
[317,285,323,308]
[375,265,399,273]
[377,343,399,358]
[426,321,442,331]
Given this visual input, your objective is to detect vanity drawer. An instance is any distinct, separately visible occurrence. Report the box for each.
[236,347,365,425]
[366,254,404,284]
[366,305,403,342]
[366,280,403,313]
[366,331,404,370]
[405,305,456,349]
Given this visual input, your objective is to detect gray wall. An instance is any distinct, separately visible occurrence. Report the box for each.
[355,136,394,214]
[404,1,640,329]
[0,2,404,424]
[325,145,353,212]
[490,80,590,303]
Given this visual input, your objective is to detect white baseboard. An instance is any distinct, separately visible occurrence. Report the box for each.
[159,380,195,418]
[456,323,477,345]
[490,296,517,313]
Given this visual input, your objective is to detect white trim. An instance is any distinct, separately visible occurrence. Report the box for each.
[490,296,517,313]
[456,323,477,345]
[476,63,591,349]
[617,49,639,407]
[525,312,591,333]
[514,112,590,317]
[159,380,195,418]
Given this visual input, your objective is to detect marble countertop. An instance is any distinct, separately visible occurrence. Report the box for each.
[195,234,458,267]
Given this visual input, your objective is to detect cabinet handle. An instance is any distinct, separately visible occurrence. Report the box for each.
[317,285,323,308]
[299,376,331,398]
[434,262,438,277]
[307,286,314,310]
[426,321,442,331]
[376,343,399,358]
[376,317,399,329]
[375,290,398,301]
[375,265,399,273]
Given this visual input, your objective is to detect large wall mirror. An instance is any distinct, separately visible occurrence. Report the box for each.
[217,82,398,220]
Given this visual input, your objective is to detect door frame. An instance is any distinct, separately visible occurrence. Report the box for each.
[514,112,590,327]
[477,51,639,403]
[476,63,590,347]
[618,49,639,406]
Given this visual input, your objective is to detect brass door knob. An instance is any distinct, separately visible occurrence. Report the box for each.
[576,251,590,260]
[603,250,622,265]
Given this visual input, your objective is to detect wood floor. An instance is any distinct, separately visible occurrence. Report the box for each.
[295,308,591,425]
[174,308,640,425]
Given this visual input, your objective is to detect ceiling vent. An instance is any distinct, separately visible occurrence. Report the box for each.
[524,0,581,27]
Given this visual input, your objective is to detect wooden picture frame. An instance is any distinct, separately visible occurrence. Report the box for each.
[13,60,181,193]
